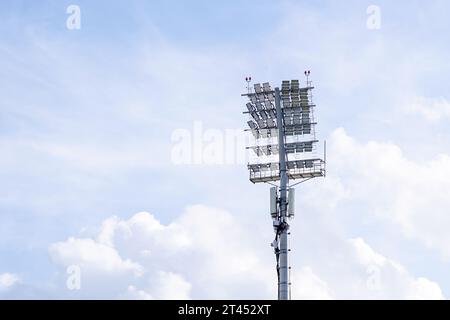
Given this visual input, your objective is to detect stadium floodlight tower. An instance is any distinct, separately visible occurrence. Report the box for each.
[242,73,326,300]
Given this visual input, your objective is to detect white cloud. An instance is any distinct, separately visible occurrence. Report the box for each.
[404,96,450,121]
[406,278,443,300]
[288,236,443,300]
[149,271,191,300]
[121,285,153,300]
[119,272,191,300]
[49,238,143,276]
[291,267,332,300]
[325,128,450,259]
[46,205,443,300]
[0,273,20,291]
[48,206,275,299]
[346,238,443,300]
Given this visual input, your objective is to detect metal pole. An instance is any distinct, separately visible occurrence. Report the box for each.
[274,88,290,300]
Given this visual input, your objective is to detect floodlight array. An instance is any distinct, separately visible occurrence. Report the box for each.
[245,81,315,139]
[248,159,325,183]
[245,83,277,134]
[244,80,325,184]
[247,140,318,156]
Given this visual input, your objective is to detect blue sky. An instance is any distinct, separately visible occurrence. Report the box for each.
[1,0,450,299]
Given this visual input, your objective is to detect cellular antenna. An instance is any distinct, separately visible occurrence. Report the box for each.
[241,76,326,300]
[304,70,311,87]
[245,76,252,94]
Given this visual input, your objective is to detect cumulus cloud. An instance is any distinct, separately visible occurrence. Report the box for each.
[48,206,275,299]
[326,128,450,259]
[119,272,191,300]
[291,267,332,300]
[46,204,443,299]
[121,285,153,300]
[49,238,144,276]
[290,236,443,300]
[344,238,443,300]
[0,273,20,291]
[406,278,444,300]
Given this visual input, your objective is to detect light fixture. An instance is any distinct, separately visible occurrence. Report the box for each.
[242,75,326,300]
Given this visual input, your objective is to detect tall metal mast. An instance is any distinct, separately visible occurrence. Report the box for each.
[274,87,290,300]
[242,75,325,300]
